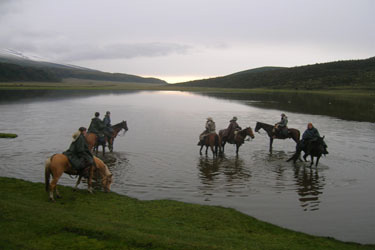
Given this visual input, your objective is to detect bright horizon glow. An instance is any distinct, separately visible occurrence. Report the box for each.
[152,75,214,84]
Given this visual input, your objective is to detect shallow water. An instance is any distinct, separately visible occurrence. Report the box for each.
[0,90,374,244]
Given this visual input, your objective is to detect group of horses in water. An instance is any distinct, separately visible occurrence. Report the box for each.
[44,118,327,202]
[199,121,328,167]
[45,121,128,201]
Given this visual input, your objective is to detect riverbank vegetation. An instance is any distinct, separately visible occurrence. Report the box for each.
[178,57,375,90]
[0,177,373,250]
[0,133,17,138]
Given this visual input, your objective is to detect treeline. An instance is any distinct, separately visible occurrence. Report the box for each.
[179,57,375,89]
[0,62,61,82]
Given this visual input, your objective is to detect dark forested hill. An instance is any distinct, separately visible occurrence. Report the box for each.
[179,57,375,89]
[0,55,166,84]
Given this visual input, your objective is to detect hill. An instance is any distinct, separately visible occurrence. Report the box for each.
[178,57,375,89]
[0,50,166,84]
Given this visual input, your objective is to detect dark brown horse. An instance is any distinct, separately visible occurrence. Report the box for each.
[199,133,222,157]
[254,121,300,153]
[86,120,128,155]
[219,127,255,155]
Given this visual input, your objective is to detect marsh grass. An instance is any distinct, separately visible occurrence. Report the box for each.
[0,177,373,250]
[0,133,17,138]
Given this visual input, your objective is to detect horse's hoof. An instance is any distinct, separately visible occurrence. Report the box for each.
[49,198,56,202]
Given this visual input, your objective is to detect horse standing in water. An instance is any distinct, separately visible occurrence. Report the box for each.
[45,154,113,202]
[199,133,221,157]
[86,120,128,155]
[287,136,328,167]
[254,121,300,153]
[219,127,255,155]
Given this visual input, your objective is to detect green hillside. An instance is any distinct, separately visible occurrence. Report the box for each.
[0,57,166,84]
[179,57,375,89]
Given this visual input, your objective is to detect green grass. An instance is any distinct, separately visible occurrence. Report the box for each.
[0,133,17,138]
[0,177,373,250]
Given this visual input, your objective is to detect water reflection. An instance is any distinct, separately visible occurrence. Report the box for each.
[293,165,325,211]
[202,92,375,122]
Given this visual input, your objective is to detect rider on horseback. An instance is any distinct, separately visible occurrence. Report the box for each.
[103,111,114,142]
[198,117,216,145]
[63,127,94,178]
[223,116,241,143]
[273,113,288,138]
[299,123,327,154]
[88,112,106,144]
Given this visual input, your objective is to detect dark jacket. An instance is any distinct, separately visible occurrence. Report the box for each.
[224,121,241,138]
[88,117,105,135]
[103,115,111,127]
[302,127,320,141]
[63,134,94,170]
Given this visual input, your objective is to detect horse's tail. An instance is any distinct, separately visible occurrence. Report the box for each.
[44,155,55,192]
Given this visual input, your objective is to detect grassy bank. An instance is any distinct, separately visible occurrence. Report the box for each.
[0,133,17,138]
[0,177,373,250]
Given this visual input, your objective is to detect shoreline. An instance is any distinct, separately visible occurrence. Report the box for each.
[0,176,374,249]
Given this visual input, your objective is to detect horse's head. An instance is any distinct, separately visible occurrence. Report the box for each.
[121,120,129,131]
[245,127,255,139]
[254,122,261,133]
[103,173,113,192]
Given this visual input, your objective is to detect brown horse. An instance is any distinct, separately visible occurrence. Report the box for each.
[199,133,222,157]
[45,154,113,202]
[86,120,128,155]
[254,121,300,153]
[219,127,255,155]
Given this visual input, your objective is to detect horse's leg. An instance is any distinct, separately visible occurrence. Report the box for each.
[200,145,203,155]
[236,144,239,155]
[205,145,209,155]
[49,172,62,202]
[303,153,308,162]
[315,156,321,167]
[222,141,226,153]
[87,165,94,193]
[210,145,215,157]
[269,138,273,153]
[102,144,105,156]
[74,175,83,191]
[310,156,314,167]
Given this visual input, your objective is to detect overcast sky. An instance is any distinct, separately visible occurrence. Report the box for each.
[1,0,374,83]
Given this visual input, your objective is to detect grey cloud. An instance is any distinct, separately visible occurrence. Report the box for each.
[53,42,192,62]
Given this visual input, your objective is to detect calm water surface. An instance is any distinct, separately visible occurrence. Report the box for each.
[0,91,374,244]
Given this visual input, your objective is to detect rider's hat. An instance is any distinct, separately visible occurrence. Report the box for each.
[207,117,213,121]
[281,113,286,117]
[72,131,81,141]
[95,112,100,117]
[231,116,238,121]
[106,111,111,115]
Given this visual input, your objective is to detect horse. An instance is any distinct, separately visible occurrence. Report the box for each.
[45,154,113,202]
[199,133,222,157]
[86,120,128,156]
[254,121,300,153]
[287,136,328,167]
[219,127,255,155]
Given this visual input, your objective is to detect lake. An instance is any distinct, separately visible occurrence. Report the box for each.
[0,90,374,244]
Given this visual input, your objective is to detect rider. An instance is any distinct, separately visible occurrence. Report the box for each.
[298,123,326,153]
[103,111,114,142]
[63,127,94,178]
[273,113,288,138]
[224,116,241,143]
[88,112,106,143]
[198,117,216,145]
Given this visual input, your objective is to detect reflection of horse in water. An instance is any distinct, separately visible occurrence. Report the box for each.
[254,122,300,153]
[293,165,324,211]
[287,136,328,167]
[199,133,221,157]
[86,120,128,156]
[44,154,113,202]
[219,127,255,155]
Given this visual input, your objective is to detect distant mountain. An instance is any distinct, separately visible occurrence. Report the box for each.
[0,49,167,84]
[178,58,375,89]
